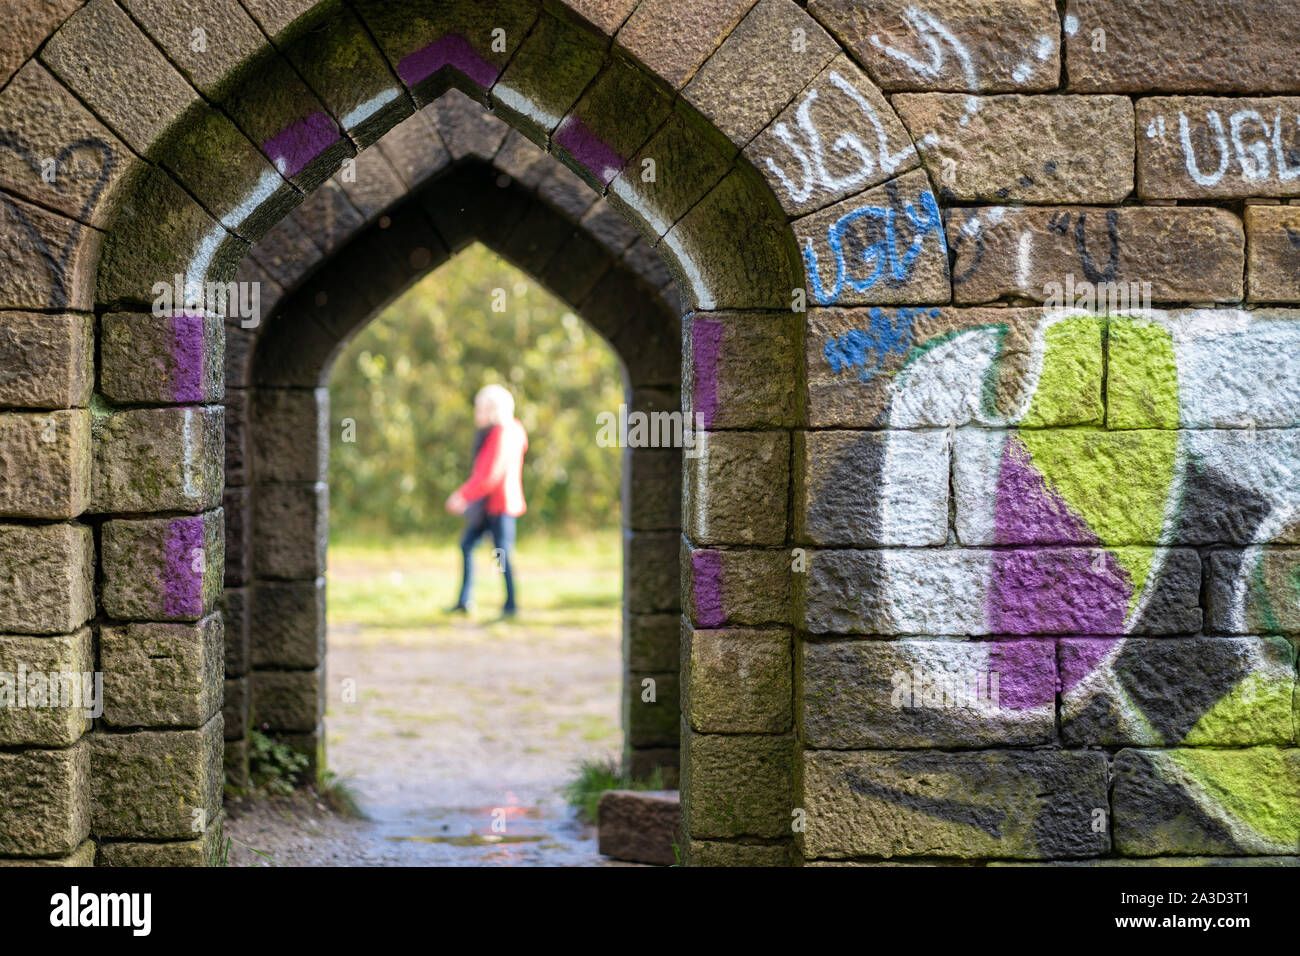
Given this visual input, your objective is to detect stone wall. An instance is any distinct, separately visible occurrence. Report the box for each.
[0,0,1295,866]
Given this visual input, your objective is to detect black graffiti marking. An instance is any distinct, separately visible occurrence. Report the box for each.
[1286,226,1300,250]
[843,768,1008,839]
[0,130,115,309]
[1074,209,1120,284]
[1047,209,1120,284]
[947,210,984,285]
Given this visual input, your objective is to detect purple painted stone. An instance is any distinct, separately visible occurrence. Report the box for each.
[691,549,724,627]
[169,311,205,403]
[263,111,338,178]
[988,434,1131,635]
[987,638,1056,710]
[163,517,205,618]
[1058,637,1119,694]
[553,115,625,186]
[397,33,500,90]
[691,318,722,429]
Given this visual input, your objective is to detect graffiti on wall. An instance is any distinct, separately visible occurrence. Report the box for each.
[813,307,1300,852]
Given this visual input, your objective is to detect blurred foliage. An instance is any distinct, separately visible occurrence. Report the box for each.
[328,243,625,538]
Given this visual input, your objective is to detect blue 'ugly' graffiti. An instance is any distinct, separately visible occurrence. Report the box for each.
[803,188,946,304]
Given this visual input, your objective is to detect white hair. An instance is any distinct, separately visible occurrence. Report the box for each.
[475,384,515,425]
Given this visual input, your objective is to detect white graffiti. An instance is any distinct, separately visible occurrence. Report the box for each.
[1149,108,1300,187]
[870,7,976,89]
[764,71,916,204]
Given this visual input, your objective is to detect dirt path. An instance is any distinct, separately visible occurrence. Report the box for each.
[225,547,631,866]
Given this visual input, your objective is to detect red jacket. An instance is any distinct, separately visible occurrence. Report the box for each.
[456,418,528,517]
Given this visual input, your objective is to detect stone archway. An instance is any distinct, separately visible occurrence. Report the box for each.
[226,140,686,794]
[3,0,1297,868]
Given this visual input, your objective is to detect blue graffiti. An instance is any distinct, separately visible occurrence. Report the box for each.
[803,189,947,304]
[824,307,941,383]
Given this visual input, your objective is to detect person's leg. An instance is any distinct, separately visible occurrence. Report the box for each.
[488,514,517,614]
[453,515,487,610]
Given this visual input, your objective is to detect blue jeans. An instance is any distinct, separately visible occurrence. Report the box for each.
[456,512,516,612]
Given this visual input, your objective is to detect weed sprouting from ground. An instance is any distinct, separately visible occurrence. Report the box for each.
[562,756,666,824]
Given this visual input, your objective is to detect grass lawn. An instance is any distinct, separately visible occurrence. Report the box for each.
[327,527,622,635]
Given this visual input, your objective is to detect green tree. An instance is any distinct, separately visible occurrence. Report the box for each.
[328,243,626,539]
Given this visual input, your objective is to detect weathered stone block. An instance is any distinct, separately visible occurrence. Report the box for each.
[252,482,328,579]
[948,206,1244,304]
[895,93,1134,204]
[251,578,326,669]
[1107,312,1300,428]
[684,546,792,627]
[40,0,200,153]
[622,447,680,532]
[1113,747,1300,855]
[1246,205,1300,302]
[0,313,93,409]
[662,168,801,312]
[0,628,94,747]
[0,741,89,856]
[352,0,535,106]
[154,102,301,242]
[220,52,352,193]
[375,110,450,188]
[795,429,948,547]
[0,839,95,867]
[492,11,604,143]
[624,530,680,614]
[954,428,1179,546]
[686,839,795,866]
[0,191,101,312]
[795,168,950,307]
[625,746,679,789]
[223,677,249,741]
[1061,637,1296,746]
[802,547,1200,635]
[101,311,225,404]
[553,57,673,190]
[1065,0,1300,93]
[221,586,252,677]
[598,789,679,865]
[803,638,1056,748]
[684,312,800,429]
[224,486,251,587]
[92,406,224,514]
[0,410,90,518]
[625,613,679,673]
[253,388,329,483]
[120,0,265,99]
[90,717,223,840]
[101,614,224,728]
[1207,548,1300,635]
[801,750,1110,859]
[810,0,1061,92]
[618,0,754,90]
[98,815,225,866]
[1137,97,1300,199]
[683,626,791,733]
[101,511,224,621]
[683,731,793,839]
[625,670,679,748]
[747,54,919,218]
[283,5,412,150]
[251,668,324,732]
[0,61,134,229]
[0,522,94,634]
[95,164,246,311]
[684,0,837,146]
[685,430,789,546]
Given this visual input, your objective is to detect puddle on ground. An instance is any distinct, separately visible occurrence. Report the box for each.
[364,795,601,866]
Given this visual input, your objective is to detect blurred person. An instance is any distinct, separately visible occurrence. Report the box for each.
[446,384,528,618]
